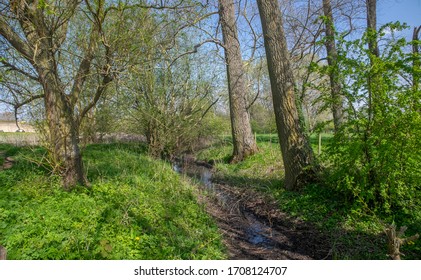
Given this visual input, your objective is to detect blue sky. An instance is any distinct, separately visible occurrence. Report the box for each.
[378,0,421,36]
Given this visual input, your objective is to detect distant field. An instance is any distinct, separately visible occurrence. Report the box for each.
[0,132,39,146]
[221,133,334,154]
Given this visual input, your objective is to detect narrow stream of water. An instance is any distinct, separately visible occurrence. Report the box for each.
[173,161,276,248]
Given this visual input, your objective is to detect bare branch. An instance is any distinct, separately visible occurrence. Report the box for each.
[201,97,220,119]
[79,38,114,121]
[0,60,39,81]
[169,39,224,67]
[0,17,34,63]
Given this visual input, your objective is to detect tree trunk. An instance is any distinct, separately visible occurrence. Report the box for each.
[366,0,379,116]
[366,0,379,58]
[40,68,87,190]
[364,0,379,188]
[413,26,421,94]
[256,0,316,190]
[219,0,258,162]
[322,0,344,132]
[0,0,110,190]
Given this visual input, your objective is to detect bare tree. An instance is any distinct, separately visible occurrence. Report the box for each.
[256,0,317,190]
[219,0,258,162]
[0,0,114,189]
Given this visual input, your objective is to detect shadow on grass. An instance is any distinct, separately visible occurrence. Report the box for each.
[212,173,283,191]
[0,142,152,185]
[211,171,395,259]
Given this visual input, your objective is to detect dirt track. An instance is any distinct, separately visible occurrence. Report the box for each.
[177,161,331,260]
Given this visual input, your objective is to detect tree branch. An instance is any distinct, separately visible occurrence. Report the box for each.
[15,94,45,109]
[201,97,220,119]
[0,17,34,62]
[170,39,224,67]
[0,60,39,82]
[79,37,114,122]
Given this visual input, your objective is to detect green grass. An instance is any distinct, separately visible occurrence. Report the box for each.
[0,132,39,146]
[196,134,421,259]
[0,143,226,260]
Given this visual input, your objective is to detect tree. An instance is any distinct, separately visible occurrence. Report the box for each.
[366,0,379,57]
[322,0,344,132]
[218,0,258,162]
[0,0,115,189]
[412,25,421,95]
[256,0,317,190]
[325,22,421,213]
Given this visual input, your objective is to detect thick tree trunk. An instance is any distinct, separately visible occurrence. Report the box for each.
[322,0,344,132]
[41,70,87,190]
[0,0,108,190]
[219,0,258,162]
[256,0,316,190]
[33,32,87,190]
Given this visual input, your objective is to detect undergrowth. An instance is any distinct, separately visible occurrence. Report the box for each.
[0,143,226,260]
[197,134,421,259]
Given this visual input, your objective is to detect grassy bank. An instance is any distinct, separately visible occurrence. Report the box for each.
[0,132,39,146]
[197,134,421,259]
[0,143,226,260]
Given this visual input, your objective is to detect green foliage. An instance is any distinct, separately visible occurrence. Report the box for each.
[0,143,226,259]
[313,23,421,216]
[249,104,277,134]
[195,138,420,259]
[128,55,222,159]
[197,136,284,189]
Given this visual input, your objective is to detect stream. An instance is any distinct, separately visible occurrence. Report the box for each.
[173,159,329,260]
[173,161,275,248]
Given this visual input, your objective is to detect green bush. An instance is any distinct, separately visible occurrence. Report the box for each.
[321,23,421,215]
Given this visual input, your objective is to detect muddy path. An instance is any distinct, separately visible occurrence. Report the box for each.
[174,159,331,260]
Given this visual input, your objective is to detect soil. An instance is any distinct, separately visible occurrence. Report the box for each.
[0,151,15,170]
[176,159,332,260]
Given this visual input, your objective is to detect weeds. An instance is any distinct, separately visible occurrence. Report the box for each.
[0,143,226,260]
[196,135,421,259]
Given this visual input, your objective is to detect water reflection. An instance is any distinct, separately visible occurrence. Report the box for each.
[173,160,276,248]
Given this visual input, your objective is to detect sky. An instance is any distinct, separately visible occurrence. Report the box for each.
[1,0,421,115]
[378,0,421,37]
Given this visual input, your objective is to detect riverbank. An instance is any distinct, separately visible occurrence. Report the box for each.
[194,136,421,259]
[0,143,225,260]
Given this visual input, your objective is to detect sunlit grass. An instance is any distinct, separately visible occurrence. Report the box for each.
[196,134,420,259]
[0,143,226,260]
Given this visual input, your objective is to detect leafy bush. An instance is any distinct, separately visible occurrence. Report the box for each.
[320,23,421,215]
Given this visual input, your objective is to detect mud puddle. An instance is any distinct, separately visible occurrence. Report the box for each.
[173,159,331,260]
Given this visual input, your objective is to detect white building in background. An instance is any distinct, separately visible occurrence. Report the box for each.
[0,112,35,132]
